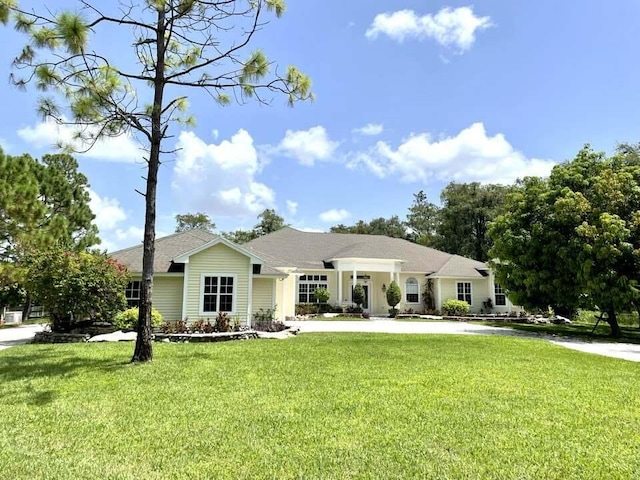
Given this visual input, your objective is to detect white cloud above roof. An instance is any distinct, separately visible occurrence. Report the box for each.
[286,200,298,216]
[319,208,351,223]
[353,123,384,136]
[278,126,339,166]
[346,122,556,185]
[171,129,275,218]
[17,119,143,163]
[366,7,492,52]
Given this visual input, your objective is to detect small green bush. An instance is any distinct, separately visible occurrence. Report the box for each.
[442,299,470,316]
[113,307,163,331]
[314,287,330,304]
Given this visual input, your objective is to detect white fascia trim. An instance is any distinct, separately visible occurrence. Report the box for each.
[181,263,189,320]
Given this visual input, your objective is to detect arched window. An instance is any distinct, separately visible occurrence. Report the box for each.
[405,277,419,303]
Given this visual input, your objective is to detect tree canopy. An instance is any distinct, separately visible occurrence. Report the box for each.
[223,208,287,244]
[2,0,312,361]
[490,144,640,337]
[175,212,215,233]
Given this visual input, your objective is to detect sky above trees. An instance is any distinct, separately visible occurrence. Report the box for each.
[1,1,640,251]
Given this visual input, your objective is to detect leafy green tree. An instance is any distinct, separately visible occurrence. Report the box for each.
[0,151,98,318]
[352,284,365,308]
[175,212,215,233]
[223,229,259,245]
[330,216,407,238]
[255,209,287,236]
[436,182,510,261]
[2,1,312,362]
[386,281,401,316]
[490,145,640,337]
[314,287,330,303]
[406,190,440,246]
[24,247,130,332]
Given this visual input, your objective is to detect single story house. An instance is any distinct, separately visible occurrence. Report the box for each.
[111,227,518,324]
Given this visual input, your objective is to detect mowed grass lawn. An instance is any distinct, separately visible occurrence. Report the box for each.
[1,335,639,479]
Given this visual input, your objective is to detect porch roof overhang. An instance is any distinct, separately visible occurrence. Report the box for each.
[328,257,405,273]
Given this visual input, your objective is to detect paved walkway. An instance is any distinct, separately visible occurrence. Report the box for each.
[286,319,640,363]
[0,324,45,351]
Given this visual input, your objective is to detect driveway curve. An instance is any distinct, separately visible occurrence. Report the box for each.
[0,324,45,351]
[286,319,640,363]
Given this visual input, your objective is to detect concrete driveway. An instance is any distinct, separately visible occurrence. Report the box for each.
[0,324,45,351]
[287,319,640,363]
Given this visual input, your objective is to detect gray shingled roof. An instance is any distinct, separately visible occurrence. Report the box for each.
[111,227,488,278]
[110,230,218,273]
[244,227,488,277]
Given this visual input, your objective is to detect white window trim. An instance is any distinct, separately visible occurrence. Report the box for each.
[456,281,473,306]
[199,273,238,315]
[405,277,420,304]
[126,280,141,307]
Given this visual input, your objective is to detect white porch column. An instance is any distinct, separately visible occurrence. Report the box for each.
[352,269,357,302]
[337,270,342,304]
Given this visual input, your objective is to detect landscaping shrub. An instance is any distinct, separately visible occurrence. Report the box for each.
[113,307,163,331]
[215,312,231,332]
[352,284,365,308]
[314,287,330,304]
[442,299,470,316]
[346,305,363,314]
[386,281,401,316]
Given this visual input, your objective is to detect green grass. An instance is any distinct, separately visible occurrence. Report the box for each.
[1,335,639,479]
[476,319,640,344]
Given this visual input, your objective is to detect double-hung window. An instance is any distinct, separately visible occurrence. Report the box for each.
[456,281,472,305]
[494,283,506,306]
[125,281,141,308]
[298,274,328,303]
[405,278,419,303]
[202,275,235,313]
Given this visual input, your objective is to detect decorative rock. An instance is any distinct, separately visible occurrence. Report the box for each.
[88,331,137,342]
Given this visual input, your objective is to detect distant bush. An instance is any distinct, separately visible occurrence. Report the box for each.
[442,299,470,316]
[113,307,163,331]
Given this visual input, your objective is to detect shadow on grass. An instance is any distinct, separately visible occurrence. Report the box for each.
[0,347,128,405]
[475,321,640,344]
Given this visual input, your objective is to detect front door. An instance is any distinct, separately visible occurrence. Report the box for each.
[361,285,370,312]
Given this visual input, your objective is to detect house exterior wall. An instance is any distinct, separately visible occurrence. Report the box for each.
[153,276,184,321]
[252,278,275,316]
[439,277,492,313]
[184,243,251,322]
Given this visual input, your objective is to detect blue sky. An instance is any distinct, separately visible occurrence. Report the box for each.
[2,1,640,251]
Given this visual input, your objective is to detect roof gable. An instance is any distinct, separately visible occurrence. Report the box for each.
[174,236,264,264]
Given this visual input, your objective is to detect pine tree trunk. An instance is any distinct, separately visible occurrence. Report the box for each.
[131,7,167,363]
[606,309,622,339]
[21,291,32,323]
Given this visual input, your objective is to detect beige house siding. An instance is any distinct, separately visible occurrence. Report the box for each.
[439,278,492,313]
[153,276,184,321]
[252,278,275,316]
[185,243,251,322]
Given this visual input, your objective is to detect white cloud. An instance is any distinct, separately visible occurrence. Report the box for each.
[278,126,339,166]
[286,200,298,216]
[89,190,127,231]
[353,123,384,136]
[171,129,275,218]
[319,208,351,223]
[346,122,556,185]
[366,7,492,52]
[17,119,143,163]
[296,226,326,233]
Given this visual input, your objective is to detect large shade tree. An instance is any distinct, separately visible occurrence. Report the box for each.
[490,145,640,337]
[1,0,312,361]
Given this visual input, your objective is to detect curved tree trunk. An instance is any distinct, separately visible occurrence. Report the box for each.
[21,291,32,323]
[606,309,622,339]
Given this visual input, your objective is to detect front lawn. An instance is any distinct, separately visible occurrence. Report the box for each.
[1,335,639,479]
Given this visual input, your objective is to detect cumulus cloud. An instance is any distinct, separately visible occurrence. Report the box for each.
[366,7,491,52]
[17,119,143,163]
[319,209,351,223]
[286,200,298,216]
[89,190,127,231]
[171,129,275,218]
[353,123,384,136]
[346,122,556,185]
[278,126,339,166]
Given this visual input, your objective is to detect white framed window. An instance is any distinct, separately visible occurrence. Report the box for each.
[456,281,472,305]
[405,277,419,303]
[494,283,506,306]
[201,275,236,314]
[298,274,328,303]
[125,281,141,308]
